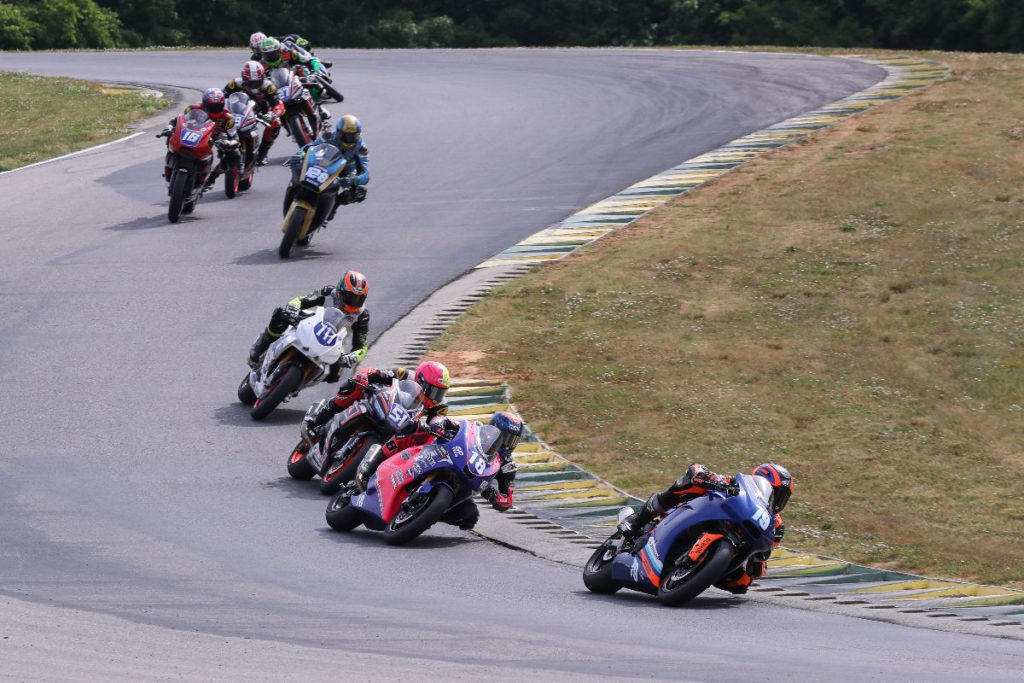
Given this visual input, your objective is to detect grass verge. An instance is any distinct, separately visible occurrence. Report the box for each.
[432,50,1024,588]
[0,71,166,172]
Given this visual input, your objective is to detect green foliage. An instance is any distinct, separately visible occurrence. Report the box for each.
[19,0,123,49]
[94,0,185,46]
[0,4,36,50]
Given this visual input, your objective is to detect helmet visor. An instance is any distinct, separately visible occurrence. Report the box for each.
[772,486,791,513]
[263,48,281,64]
[495,430,520,454]
[245,79,263,90]
[419,382,447,406]
[340,289,365,311]
[204,100,225,114]
[340,130,359,146]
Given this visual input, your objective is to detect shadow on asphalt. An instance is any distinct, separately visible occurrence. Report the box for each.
[261,477,327,501]
[315,526,477,550]
[231,246,331,265]
[212,403,307,426]
[573,588,745,611]
[105,214,178,231]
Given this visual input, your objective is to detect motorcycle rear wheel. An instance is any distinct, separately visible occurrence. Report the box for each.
[583,536,623,594]
[237,372,257,405]
[251,364,303,420]
[325,490,362,531]
[168,171,189,222]
[279,206,307,258]
[383,486,454,546]
[657,540,733,607]
[288,116,312,147]
[319,436,379,496]
[287,442,316,480]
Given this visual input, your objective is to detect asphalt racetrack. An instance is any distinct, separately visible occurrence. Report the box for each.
[1,49,1022,680]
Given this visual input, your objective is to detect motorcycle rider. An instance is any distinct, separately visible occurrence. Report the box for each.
[223,61,284,166]
[248,270,370,382]
[257,36,329,128]
[157,87,235,184]
[285,114,369,230]
[248,32,267,61]
[432,410,525,530]
[618,462,793,594]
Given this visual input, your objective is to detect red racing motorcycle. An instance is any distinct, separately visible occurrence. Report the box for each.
[161,109,239,222]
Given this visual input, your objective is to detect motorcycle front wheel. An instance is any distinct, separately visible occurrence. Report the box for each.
[657,540,734,607]
[583,536,623,594]
[224,162,240,198]
[325,489,362,531]
[250,364,304,420]
[237,372,257,405]
[168,170,189,223]
[319,436,379,496]
[287,115,312,147]
[287,441,316,480]
[279,205,308,259]
[383,486,454,546]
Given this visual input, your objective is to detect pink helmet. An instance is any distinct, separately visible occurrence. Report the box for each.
[414,361,450,409]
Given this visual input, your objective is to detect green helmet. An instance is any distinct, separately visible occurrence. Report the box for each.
[295,37,310,50]
[259,37,283,67]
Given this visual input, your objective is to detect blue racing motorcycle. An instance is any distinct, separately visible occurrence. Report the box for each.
[279,141,349,258]
[583,473,778,606]
[324,419,503,546]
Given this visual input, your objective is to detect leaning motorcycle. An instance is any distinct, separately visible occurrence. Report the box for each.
[224,92,270,194]
[237,306,348,420]
[278,141,348,258]
[582,473,777,606]
[287,377,424,495]
[324,420,502,545]
[269,66,319,148]
[162,109,239,222]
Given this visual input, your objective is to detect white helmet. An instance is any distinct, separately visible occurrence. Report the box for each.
[249,32,267,52]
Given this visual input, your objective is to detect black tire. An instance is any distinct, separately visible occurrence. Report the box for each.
[383,485,454,546]
[319,436,379,496]
[239,176,252,191]
[250,364,304,421]
[224,163,240,198]
[168,171,188,222]
[279,206,307,259]
[288,115,312,147]
[583,536,623,594]
[325,490,362,531]
[237,372,257,406]
[321,81,344,103]
[282,186,296,217]
[657,539,734,607]
[287,442,316,480]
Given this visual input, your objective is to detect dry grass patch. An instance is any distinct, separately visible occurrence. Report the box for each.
[434,50,1024,588]
[0,72,165,171]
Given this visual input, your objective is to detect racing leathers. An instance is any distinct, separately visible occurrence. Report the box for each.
[248,285,370,379]
[618,463,785,594]
[223,75,283,164]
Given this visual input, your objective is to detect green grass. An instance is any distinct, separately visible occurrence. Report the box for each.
[0,71,166,172]
[432,50,1024,588]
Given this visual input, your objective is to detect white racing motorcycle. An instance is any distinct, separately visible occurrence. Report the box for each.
[237,306,348,420]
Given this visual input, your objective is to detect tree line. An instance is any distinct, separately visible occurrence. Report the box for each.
[2,0,1022,53]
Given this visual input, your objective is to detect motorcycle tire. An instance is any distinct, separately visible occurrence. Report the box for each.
[287,442,316,480]
[657,540,734,607]
[168,171,189,223]
[182,198,196,215]
[383,486,454,546]
[251,364,304,420]
[224,163,240,198]
[321,81,344,104]
[325,489,362,531]
[279,206,307,259]
[237,372,257,406]
[288,115,312,147]
[582,536,623,594]
[319,436,379,496]
[282,186,296,218]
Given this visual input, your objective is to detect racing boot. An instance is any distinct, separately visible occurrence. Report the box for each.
[319,107,331,125]
[248,330,273,367]
[255,141,272,166]
[354,444,387,492]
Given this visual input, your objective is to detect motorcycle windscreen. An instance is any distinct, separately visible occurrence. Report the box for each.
[466,424,501,478]
[320,306,347,334]
[269,67,292,97]
[183,109,209,128]
[226,92,252,123]
[309,143,343,168]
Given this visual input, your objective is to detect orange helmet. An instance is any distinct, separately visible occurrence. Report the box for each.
[334,270,368,313]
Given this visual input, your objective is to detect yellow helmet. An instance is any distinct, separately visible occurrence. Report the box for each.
[337,114,361,149]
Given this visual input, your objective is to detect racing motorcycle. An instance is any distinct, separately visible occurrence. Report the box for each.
[287,376,424,495]
[324,419,503,546]
[269,66,320,148]
[582,473,778,606]
[237,306,347,420]
[162,108,240,222]
[278,141,348,258]
[224,91,269,194]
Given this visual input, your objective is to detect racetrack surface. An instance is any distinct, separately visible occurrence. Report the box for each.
[1,49,1022,680]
